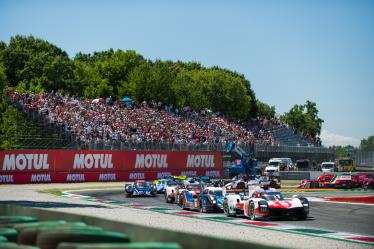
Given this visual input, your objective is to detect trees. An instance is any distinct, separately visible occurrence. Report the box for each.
[0,63,7,92]
[359,135,374,152]
[0,35,73,93]
[0,35,262,119]
[281,100,324,137]
[256,101,275,119]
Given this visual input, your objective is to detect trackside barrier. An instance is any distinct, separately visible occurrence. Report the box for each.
[0,150,223,184]
[0,204,279,249]
[280,171,311,180]
[280,171,374,180]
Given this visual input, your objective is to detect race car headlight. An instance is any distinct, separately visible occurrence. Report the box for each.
[212,200,217,204]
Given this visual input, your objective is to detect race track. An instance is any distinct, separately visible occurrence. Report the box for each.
[75,189,374,236]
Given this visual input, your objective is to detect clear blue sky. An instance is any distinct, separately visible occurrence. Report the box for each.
[1,0,373,146]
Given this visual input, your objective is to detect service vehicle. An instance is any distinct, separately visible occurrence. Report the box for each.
[321,162,336,173]
[125,180,157,197]
[243,186,309,220]
[336,157,355,172]
[264,158,282,176]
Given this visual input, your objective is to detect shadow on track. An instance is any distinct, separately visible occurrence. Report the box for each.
[0,200,112,209]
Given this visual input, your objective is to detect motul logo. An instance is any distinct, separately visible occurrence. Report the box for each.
[66,174,85,182]
[0,175,13,183]
[2,154,49,171]
[181,171,197,176]
[129,172,145,180]
[73,154,113,169]
[31,174,51,182]
[186,155,215,168]
[135,154,168,169]
[99,173,116,181]
[205,170,221,177]
[157,172,171,178]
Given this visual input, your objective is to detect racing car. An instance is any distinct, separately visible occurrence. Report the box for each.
[125,180,157,197]
[363,177,374,189]
[243,186,309,220]
[198,187,224,212]
[223,181,249,217]
[164,180,185,203]
[299,174,356,189]
[155,178,177,193]
[178,183,203,210]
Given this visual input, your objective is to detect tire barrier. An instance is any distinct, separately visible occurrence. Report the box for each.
[36,230,130,249]
[57,242,182,249]
[0,228,18,242]
[0,204,280,249]
[0,214,184,249]
[0,234,8,242]
[0,216,38,225]
[17,224,99,245]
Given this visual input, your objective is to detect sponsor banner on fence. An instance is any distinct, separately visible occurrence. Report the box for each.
[0,150,222,184]
[0,170,222,184]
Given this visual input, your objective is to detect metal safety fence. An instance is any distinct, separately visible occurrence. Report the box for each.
[353,151,374,168]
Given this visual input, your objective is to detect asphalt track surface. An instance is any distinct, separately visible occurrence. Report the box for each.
[77,189,374,236]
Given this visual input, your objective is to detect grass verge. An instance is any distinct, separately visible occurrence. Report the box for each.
[281,180,300,187]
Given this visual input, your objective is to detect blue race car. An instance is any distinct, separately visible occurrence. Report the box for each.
[125,180,157,197]
[155,178,177,193]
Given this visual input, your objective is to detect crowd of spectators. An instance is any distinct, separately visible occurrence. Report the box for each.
[6,90,317,147]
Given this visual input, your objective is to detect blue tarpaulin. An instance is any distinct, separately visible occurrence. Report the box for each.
[121,97,132,102]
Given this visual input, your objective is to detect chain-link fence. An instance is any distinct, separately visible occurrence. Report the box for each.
[353,151,374,168]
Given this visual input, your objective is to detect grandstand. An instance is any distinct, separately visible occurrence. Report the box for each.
[4,90,323,152]
[273,126,312,147]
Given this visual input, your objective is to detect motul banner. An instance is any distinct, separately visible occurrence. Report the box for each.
[0,150,222,184]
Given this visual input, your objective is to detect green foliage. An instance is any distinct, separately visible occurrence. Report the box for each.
[1,35,272,120]
[335,145,358,158]
[0,104,24,149]
[280,100,324,137]
[359,135,374,152]
[0,63,7,92]
[256,100,275,119]
[0,35,73,92]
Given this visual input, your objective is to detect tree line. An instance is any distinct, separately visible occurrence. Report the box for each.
[0,35,324,141]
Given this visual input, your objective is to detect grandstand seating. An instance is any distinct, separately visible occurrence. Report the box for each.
[5,90,318,150]
[273,126,313,147]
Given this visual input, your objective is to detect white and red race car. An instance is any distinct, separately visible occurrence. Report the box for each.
[243,186,309,220]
